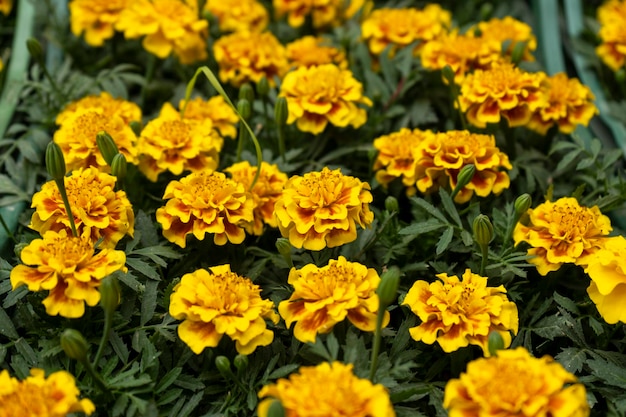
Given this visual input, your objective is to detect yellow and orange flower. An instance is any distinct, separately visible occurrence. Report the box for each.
[10,229,126,318]
[458,61,546,127]
[169,264,278,355]
[178,96,239,140]
[224,161,288,236]
[56,91,142,127]
[279,256,388,343]
[403,269,518,355]
[279,64,372,134]
[137,102,223,182]
[474,16,537,62]
[258,362,396,417]
[528,72,598,135]
[69,0,129,46]
[156,170,254,247]
[596,0,626,71]
[286,36,348,69]
[274,167,373,250]
[30,167,135,249]
[0,368,95,417]
[204,0,268,33]
[0,0,12,15]
[213,31,289,87]
[444,347,589,417]
[513,197,612,276]
[273,0,355,28]
[116,0,208,64]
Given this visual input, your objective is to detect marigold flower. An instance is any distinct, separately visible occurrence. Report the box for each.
[514,197,612,276]
[169,264,279,355]
[458,61,546,127]
[0,0,12,15]
[137,102,222,181]
[213,31,288,87]
[156,170,254,247]
[403,269,518,355]
[274,167,373,250]
[56,91,142,126]
[443,347,589,417]
[116,0,208,64]
[258,362,395,417]
[10,229,126,318]
[279,64,372,134]
[178,96,239,140]
[286,36,348,69]
[474,16,537,62]
[0,368,95,417]
[596,0,626,71]
[69,0,128,46]
[279,256,388,343]
[273,0,354,28]
[224,161,288,236]
[528,72,598,135]
[204,0,268,32]
[30,167,135,249]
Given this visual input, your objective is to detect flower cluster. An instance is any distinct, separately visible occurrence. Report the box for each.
[286,36,348,69]
[273,0,362,28]
[596,0,626,70]
[204,0,268,33]
[403,269,519,355]
[68,0,128,46]
[473,16,537,62]
[279,256,388,343]
[178,96,239,140]
[0,368,95,417]
[169,264,279,355]
[258,362,396,417]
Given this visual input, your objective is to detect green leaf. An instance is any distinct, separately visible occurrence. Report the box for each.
[15,338,37,365]
[176,392,203,417]
[116,271,145,292]
[588,357,626,389]
[268,364,300,380]
[439,188,462,227]
[554,148,583,176]
[141,279,159,326]
[127,257,161,281]
[553,292,579,315]
[155,367,183,394]
[399,218,446,236]
[156,388,183,406]
[0,306,18,339]
[109,330,130,364]
[410,196,448,223]
[326,332,339,359]
[435,226,454,255]
[555,347,586,374]
[532,315,565,340]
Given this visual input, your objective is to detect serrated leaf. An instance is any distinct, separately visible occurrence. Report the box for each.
[112,393,130,417]
[15,338,37,365]
[127,257,161,280]
[588,357,626,389]
[410,196,448,223]
[435,226,454,255]
[532,315,564,340]
[268,363,300,380]
[588,317,605,336]
[553,292,579,315]
[155,367,182,394]
[156,389,183,406]
[117,271,145,292]
[0,306,18,339]
[439,188,462,227]
[109,331,130,364]
[141,279,159,326]
[176,392,203,417]
[555,347,586,373]
[554,148,583,176]
[399,218,446,236]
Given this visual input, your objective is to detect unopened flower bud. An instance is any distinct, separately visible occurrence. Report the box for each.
[215,355,233,379]
[238,83,255,103]
[276,238,293,268]
[256,76,270,97]
[233,354,248,371]
[487,330,505,356]
[274,97,289,127]
[441,65,456,85]
[384,196,398,213]
[237,99,251,120]
[514,193,532,218]
[129,121,143,136]
[45,141,66,181]
[377,266,400,307]
[267,400,286,417]
[110,153,127,180]
[96,131,119,165]
[26,38,44,63]
[61,329,89,362]
[473,214,494,247]
[510,41,527,65]
[455,164,476,193]
[99,276,121,313]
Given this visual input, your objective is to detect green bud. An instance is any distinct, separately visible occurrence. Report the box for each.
[441,65,456,85]
[61,329,89,362]
[455,164,476,193]
[384,196,399,213]
[238,83,255,103]
[96,131,119,166]
[233,354,248,371]
[237,99,251,120]
[45,141,67,181]
[510,41,527,65]
[256,76,270,97]
[26,38,44,63]
[616,68,626,84]
[487,330,505,356]
[267,400,286,417]
[514,193,532,218]
[479,3,493,20]
[215,355,232,379]
[129,121,143,137]
[376,266,400,307]
[99,276,121,313]
[274,97,289,127]
[110,153,127,180]
[275,238,293,268]
[473,214,494,247]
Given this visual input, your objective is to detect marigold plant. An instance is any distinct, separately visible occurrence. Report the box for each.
[474,16,537,62]
[258,362,396,417]
[10,229,126,318]
[596,0,626,70]
[443,347,589,417]
[69,0,128,46]
[178,96,239,140]
[403,269,519,355]
[204,0,268,33]
[169,264,278,355]
[286,36,348,69]
[0,368,95,417]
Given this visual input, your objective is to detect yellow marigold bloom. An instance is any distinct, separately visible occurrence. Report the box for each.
[69,0,128,46]
[415,130,512,204]
[361,5,451,56]
[528,72,598,135]
[156,170,254,247]
[169,265,278,355]
[116,0,208,64]
[444,347,589,417]
[178,96,239,140]
[56,91,142,126]
[474,16,537,62]
[258,362,395,417]
[279,256,388,343]
[286,36,348,69]
[30,167,135,249]
[403,269,519,355]
[224,161,288,236]
[213,31,288,87]
[0,0,12,15]
[513,197,612,276]
[273,0,355,28]
[458,61,546,128]
[596,0,626,71]
[137,102,222,182]
[0,368,95,417]
[279,64,372,134]
[10,229,126,318]
[274,167,373,250]
[204,0,268,33]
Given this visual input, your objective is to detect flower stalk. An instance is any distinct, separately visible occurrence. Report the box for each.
[473,214,494,276]
[369,266,400,382]
[45,142,78,237]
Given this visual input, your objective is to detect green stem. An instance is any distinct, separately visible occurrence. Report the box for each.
[236,127,247,162]
[93,309,113,367]
[479,245,488,276]
[277,126,286,162]
[0,213,16,244]
[368,308,386,382]
[55,178,78,237]
[140,55,157,109]
[81,357,111,395]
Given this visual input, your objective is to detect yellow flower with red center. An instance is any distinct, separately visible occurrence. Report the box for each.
[116,0,208,64]
[274,167,374,250]
[279,64,372,134]
[10,229,126,318]
[137,102,223,182]
[583,236,626,324]
[596,0,626,71]
[414,130,512,204]
[0,0,12,15]
[458,61,546,128]
[286,36,348,69]
[69,0,128,46]
[224,161,288,236]
[528,72,598,135]
[273,0,354,28]
[156,170,254,248]
[403,269,518,355]
[444,347,589,417]
[204,0,268,33]
[361,5,451,56]
[213,31,288,87]
[258,362,396,417]
[513,197,612,276]
[279,256,388,343]
[474,16,537,62]
[56,91,142,127]
[0,368,95,417]
[169,264,278,355]
[178,96,239,140]
[30,167,135,249]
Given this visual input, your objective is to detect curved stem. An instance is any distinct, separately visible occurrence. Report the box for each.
[55,178,78,237]
[479,245,489,276]
[93,309,113,367]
